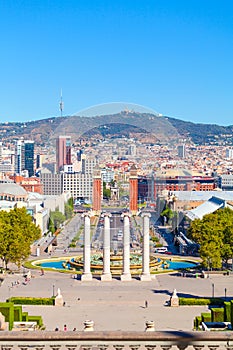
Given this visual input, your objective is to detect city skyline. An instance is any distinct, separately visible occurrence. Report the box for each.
[1,1,233,125]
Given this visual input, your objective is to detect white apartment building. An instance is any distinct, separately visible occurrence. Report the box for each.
[40,170,93,201]
[63,172,92,200]
[40,170,63,195]
[219,174,233,190]
[81,154,97,174]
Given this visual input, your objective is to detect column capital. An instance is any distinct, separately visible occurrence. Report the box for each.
[101,212,112,218]
[82,212,92,218]
[121,212,131,218]
[141,212,151,218]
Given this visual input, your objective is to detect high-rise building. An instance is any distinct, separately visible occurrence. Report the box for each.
[226,148,233,159]
[177,144,186,158]
[15,139,34,177]
[56,136,72,172]
[0,142,2,164]
[77,149,84,161]
[24,141,34,177]
[15,139,25,175]
[81,154,97,174]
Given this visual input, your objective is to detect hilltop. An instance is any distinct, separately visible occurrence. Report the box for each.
[0,112,233,146]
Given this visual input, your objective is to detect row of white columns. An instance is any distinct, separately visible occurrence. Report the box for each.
[81,212,151,282]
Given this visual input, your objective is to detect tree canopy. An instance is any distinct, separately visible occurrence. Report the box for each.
[50,210,66,231]
[0,207,41,269]
[160,205,174,225]
[187,207,233,269]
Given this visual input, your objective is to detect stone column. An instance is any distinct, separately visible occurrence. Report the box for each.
[81,213,92,281]
[101,213,112,281]
[121,213,131,281]
[140,212,151,281]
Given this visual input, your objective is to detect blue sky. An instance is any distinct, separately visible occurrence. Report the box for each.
[1,0,233,125]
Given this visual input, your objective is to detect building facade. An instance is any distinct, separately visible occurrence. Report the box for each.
[56,136,72,172]
[15,139,35,177]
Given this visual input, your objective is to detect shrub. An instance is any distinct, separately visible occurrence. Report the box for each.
[7,297,54,305]
[179,297,224,306]
[211,308,224,322]
[14,305,22,321]
[28,315,43,328]
[201,312,211,322]
[194,316,202,330]
[224,302,231,322]
[0,302,14,330]
[22,312,28,322]
[231,300,233,326]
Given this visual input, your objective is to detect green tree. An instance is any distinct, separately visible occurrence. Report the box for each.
[67,197,74,209]
[48,217,55,234]
[65,203,73,220]
[50,211,66,230]
[103,181,111,199]
[160,206,174,225]
[187,207,233,269]
[0,207,41,269]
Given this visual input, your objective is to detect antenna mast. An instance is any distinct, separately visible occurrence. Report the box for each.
[59,89,64,117]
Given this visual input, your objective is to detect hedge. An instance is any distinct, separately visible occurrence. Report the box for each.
[224,302,231,322]
[201,312,211,322]
[0,302,44,330]
[22,312,28,322]
[7,297,54,305]
[194,316,202,330]
[14,305,22,322]
[28,315,43,327]
[179,297,224,306]
[0,302,14,330]
[231,301,233,327]
[211,308,224,322]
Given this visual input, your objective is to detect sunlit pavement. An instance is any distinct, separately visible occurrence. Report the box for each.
[1,269,232,332]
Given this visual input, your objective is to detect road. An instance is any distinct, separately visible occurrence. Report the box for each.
[55,214,83,251]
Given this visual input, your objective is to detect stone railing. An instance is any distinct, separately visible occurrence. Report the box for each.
[0,331,233,350]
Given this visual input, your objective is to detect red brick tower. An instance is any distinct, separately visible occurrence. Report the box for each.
[129,165,138,215]
[92,169,102,214]
[56,135,72,172]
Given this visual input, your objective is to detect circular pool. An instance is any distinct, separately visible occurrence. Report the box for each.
[33,254,198,274]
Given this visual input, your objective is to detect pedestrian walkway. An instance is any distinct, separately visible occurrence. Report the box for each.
[1,270,232,331]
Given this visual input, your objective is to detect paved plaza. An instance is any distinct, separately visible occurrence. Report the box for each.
[1,269,232,332]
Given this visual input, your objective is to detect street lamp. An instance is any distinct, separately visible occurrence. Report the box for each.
[52,284,55,297]
[225,288,227,300]
[212,283,215,298]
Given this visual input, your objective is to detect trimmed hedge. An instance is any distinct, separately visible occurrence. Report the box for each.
[28,315,43,327]
[22,312,28,322]
[14,305,22,321]
[194,316,202,330]
[179,297,224,306]
[0,302,44,330]
[231,301,233,327]
[7,297,54,305]
[224,302,231,322]
[0,302,14,330]
[211,308,224,322]
[201,312,211,322]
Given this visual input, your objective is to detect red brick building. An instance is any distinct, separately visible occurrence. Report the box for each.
[92,170,102,214]
[129,165,138,215]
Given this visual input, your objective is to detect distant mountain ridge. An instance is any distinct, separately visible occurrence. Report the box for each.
[167,117,233,144]
[0,112,232,146]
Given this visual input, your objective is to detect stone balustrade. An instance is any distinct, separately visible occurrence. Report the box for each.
[0,331,232,350]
